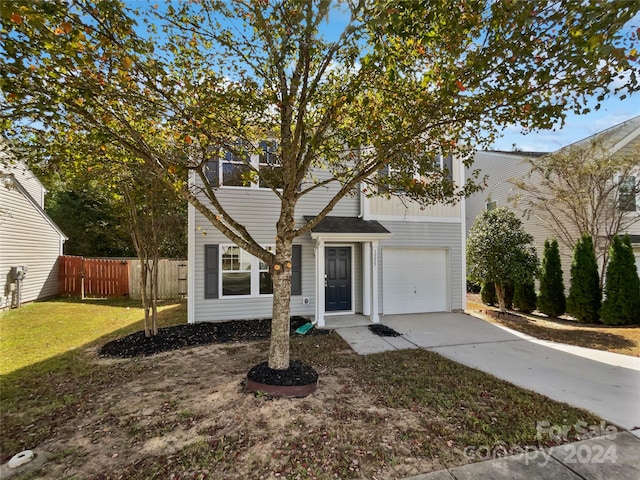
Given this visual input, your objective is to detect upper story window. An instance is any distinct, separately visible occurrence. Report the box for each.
[377,153,454,194]
[617,175,637,212]
[205,140,281,189]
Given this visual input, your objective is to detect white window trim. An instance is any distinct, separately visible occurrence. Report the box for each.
[219,244,275,298]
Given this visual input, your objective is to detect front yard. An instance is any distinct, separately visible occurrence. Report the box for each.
[1,299,606,479]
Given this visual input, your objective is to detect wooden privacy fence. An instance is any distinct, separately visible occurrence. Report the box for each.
[129,259,188,300]
[59,256,187,300]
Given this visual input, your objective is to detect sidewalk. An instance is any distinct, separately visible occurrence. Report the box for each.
[405,431,640,479]
[334,312,640,479]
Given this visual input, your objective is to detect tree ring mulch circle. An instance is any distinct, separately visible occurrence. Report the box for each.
[368,324,402,337]
[246,360,318,397]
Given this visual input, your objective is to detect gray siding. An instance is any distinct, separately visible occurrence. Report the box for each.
[193,179,359,322]
[378,221,464,312]
[0,177,64,309]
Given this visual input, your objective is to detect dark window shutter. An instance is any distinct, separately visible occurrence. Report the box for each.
[205,160,219,187]
[291,245,302,295]
[443,154,453,181]
[204,244,218,299]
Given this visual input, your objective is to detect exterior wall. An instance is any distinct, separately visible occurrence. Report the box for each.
[368,155,462,220]
[191,175,360,322]
[378,221,464,313]
[0,176,64,309]
[191,161,465,322]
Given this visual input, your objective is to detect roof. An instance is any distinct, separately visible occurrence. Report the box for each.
[303,215,391,235]
[482,150,549,158]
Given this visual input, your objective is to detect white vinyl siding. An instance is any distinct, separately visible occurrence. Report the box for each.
[0,177,64,309]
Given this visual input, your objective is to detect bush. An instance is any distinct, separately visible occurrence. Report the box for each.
[467,280,481,294]
[537,239,566,317]
[514,282,537,313]
[566,233,601,323]
[600,235,640,325]
[482,282,514,309]
[480,281,496,305]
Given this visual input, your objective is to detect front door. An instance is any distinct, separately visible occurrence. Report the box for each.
[325,246,352,312]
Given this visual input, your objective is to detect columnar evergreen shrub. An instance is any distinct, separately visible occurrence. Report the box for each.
[480,281,497,306]
[566,233,601,323]
[514,282,537,313]
[537,239,566,317]
[600,235,640,325]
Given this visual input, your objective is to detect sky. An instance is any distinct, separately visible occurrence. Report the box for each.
[489,94,639,152]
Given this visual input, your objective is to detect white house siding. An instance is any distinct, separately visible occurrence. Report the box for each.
[369,195,460,219]
[191,179,361,322]
[0,177,64,309]
[378,221,464,313]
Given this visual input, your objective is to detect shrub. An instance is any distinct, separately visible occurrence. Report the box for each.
[600,235,640,325]
[480,281,496,305]
[514,282,537,313]
[467,208,538,311]
[566,233,601,323]
[537,239,566,317]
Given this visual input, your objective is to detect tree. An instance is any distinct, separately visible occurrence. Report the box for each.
[600,235,640,325]
[467,208,538,312]
[513,281,537,314]
[510,141,640,283]
[2,1,638,371]
[537,239,566,317]
[566,233,601,323]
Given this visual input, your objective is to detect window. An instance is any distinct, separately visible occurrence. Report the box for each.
[486,200,497,211]
[259,246,274,295]
[205,139,281,189]
[618,175,637,212]
[258,140,283,189]
[221,246,252,296]
[204,244,302,299]
[377,153,453,194]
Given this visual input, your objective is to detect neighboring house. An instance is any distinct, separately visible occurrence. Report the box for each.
[466,115,640,282]
[0,144,67,309]
[188,153,467,326]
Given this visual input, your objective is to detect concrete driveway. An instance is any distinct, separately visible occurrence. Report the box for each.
[336,312,640,434]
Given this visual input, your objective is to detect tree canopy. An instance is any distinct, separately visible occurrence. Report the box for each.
[2,0,639,369]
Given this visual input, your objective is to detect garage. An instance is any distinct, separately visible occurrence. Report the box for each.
[382,248,448,314]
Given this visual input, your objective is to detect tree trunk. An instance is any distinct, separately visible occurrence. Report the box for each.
[151,253,159,336]
[140,257,151,337]
[495,282,507,313]
[269,238,293,370]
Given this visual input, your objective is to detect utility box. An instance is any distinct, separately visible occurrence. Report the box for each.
[10,266,28,281]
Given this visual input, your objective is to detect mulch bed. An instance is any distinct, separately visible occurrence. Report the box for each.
[247,360,318,387]
[99,317,329,358]
[368,324,402,337]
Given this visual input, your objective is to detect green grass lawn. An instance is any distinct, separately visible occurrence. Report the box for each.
[0,297,186,375]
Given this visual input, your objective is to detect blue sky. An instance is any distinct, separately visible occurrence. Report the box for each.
[490,94,639,152]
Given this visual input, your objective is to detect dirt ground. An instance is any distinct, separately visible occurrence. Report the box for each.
[28,340,443,480]
[466,293,640,357]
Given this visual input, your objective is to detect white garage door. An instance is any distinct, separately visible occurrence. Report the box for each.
[383,248,448,314]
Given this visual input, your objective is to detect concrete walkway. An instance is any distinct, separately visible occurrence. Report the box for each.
[334,312,640,479]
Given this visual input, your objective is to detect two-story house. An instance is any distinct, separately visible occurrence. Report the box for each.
[187,153,467,327]
[466,115,640,282]
[0,143,67,309]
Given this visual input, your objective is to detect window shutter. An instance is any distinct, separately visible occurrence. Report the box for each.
[204,160,219,187]
[443,154,453,181]
[204,244,219,299]
[291,245,302,295]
